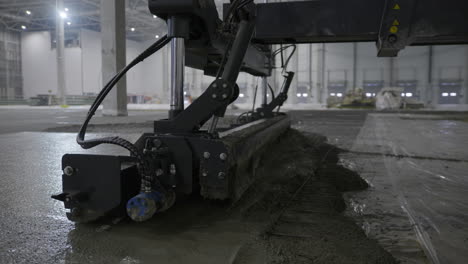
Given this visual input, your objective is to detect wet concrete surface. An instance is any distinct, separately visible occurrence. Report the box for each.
[1,108,467,263]
[293,110,468,264]
[0,109,169,134]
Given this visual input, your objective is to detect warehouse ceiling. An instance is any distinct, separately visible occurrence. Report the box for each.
[0,0,286,41]
[0,0,222,42]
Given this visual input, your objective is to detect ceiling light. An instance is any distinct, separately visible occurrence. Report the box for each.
[21,25,27,30]
[153,15,157,18]
[59,11,67,19]
[26,10,31,15]
[64,8,69,12]
[155,35,160,39]
[130,27,135,32]
[67,21,72,25]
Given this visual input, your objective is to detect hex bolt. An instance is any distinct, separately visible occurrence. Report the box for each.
[388,34,398,43]
[218,172,226,180]
[153,139,162,148]
[170,164,176,175]
[213,83,218,88]
[220,153,227,161]
[203,152,211,159]
[63,166,74,176]
[222,94,228,99]
[212,94,217,99]
[156,169,164,176]
[222,83,228,88]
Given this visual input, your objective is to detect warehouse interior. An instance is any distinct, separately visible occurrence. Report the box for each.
[0,0,467,264]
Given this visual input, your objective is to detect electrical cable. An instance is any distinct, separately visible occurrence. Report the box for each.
[76,35,171,192]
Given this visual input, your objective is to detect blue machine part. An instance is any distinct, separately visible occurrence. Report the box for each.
[126,190,176,222]
[126,192,162,222]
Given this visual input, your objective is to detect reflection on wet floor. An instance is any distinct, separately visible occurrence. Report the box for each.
[341,114,468,264]
[0,132,259,264]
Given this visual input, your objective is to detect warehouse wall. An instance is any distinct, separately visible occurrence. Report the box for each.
[0,28,22,100]
[21,29,468,106]
[21,29,150,99]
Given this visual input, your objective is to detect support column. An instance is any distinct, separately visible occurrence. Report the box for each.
[389,57,395,87]
[56,0,67,106]
[261,77,268,106]
[316,43,326,104]
[101,0,127,116]
[465,46,468,104]
[428,46,436,106]
[170,38,185,117]
[352,42,358,91]
[308,44,313,97]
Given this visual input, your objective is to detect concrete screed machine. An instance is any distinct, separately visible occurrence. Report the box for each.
[52,0,468,222]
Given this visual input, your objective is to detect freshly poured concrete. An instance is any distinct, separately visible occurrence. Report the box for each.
[1,109,467,263]
[293,110,468,263]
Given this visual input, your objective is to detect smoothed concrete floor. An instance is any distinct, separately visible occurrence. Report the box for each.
[293,110,468,263]
[1,109,467,263]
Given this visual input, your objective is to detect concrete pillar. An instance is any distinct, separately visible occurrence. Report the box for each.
[425,46,434,105]
[56,0,67,106]
[308,44,313,98]
[352,43,358,91]
[465,46,468,104]
[101,0,127,116]
[316,43,326,104]
[389,57,395,87]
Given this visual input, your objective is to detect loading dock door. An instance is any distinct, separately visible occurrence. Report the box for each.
[363,80,384,98]
[396,80,418,99]
[438,79,462,104]
[328,81,347,99]
[296,85,310,103]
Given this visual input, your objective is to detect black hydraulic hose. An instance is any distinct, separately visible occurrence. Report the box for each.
[76,35,171,192]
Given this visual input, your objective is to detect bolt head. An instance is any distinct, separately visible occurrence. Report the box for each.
[202,171,208,177]
[63,166,74,176]
[222,83,228,88]
[156,169,164,176]
[212,94,217,99]
[203,152,211,159]
[218,172,226,179]
[153,139,162,148]
[222,94,228,99]
[220,153,227,161]
[212,83,218,88]
[388,34,398,43]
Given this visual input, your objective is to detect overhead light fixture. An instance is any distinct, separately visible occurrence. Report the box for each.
[64,8,69,12]
[67,21,72,26]
[155,35,160,39]
[59,11,67,19]
[25,10,31,15]
[21,25,27,30]
[130,27,135,32]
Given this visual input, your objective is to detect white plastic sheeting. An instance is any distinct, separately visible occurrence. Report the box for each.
[375,88,403,110]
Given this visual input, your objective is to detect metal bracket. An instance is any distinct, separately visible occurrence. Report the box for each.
[377,0,418,57]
